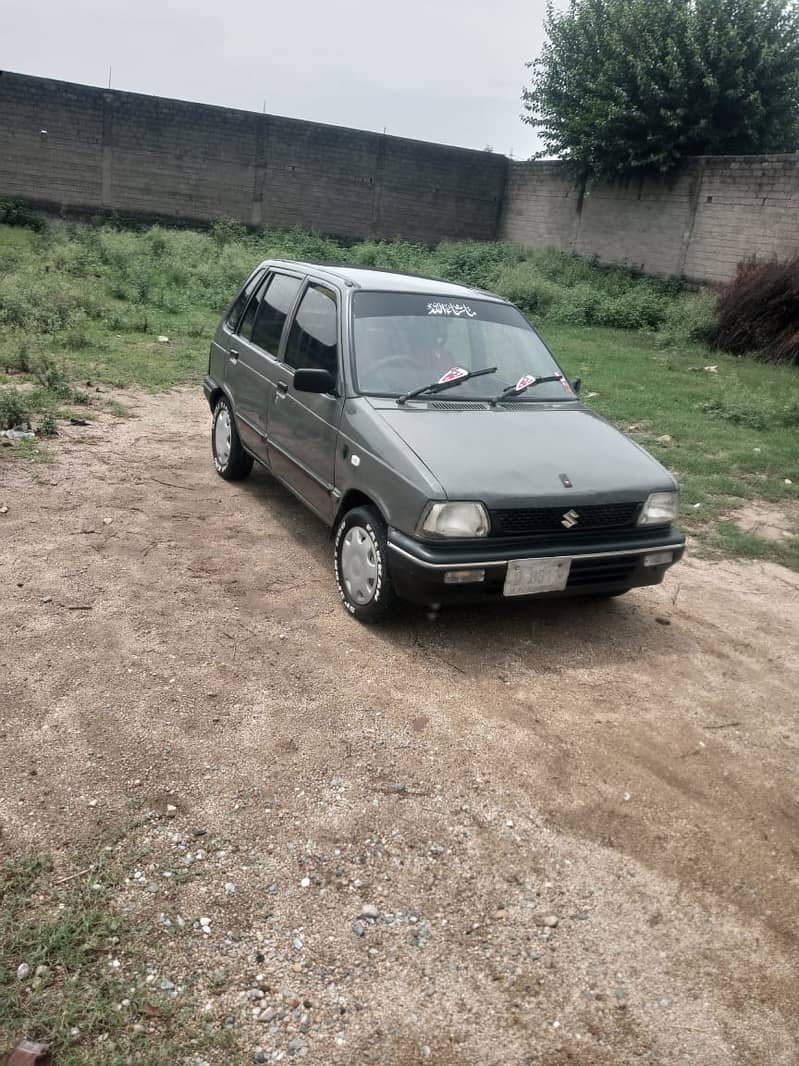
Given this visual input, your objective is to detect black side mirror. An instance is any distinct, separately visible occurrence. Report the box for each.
[294,368,336,394]
[571,377,582,395]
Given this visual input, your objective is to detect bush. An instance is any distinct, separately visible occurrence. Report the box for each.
[0,387,31,429]
[711,256,799,365]
[38,411,58,437]
[494,263,560,314]
[0,198,46,232]
[656,291,717,348]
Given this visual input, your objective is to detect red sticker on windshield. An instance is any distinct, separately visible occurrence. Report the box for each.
[515,374,537,391]
[438,366,468,384]
[557,373,573,393]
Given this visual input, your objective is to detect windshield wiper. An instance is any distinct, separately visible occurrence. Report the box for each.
[488,374,565,406]
[396,366,498,405]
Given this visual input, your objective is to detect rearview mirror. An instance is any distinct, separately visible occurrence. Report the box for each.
[571,377,582,394]
[294,368,336,394]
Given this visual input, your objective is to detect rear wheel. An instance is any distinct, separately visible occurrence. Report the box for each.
[211,397,253,481]
[334,506,396,622]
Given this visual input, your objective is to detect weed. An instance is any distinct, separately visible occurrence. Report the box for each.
[0,387,31,429]
[38,411,58,436]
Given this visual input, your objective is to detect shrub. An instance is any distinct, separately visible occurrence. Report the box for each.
[0,387,31,429]
[38,411,58,437]
[33,355,72,399]
[711,256,799,365]
[656,291,717,348]
[0,198,46,232]
[494,263,560,315]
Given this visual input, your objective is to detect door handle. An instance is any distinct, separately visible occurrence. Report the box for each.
[228,348,239,361]
[276,381,289,396]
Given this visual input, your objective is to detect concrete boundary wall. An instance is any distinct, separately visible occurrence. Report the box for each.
[0,71,507,243]
[500,155,799,284]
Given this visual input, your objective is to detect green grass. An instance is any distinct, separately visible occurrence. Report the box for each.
[0,850,229,1065]
[0,210,796,567]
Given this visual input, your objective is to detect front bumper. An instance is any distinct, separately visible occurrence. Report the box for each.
[386,527,685,605]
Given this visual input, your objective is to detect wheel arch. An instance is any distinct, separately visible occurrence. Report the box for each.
[333,490,387,532]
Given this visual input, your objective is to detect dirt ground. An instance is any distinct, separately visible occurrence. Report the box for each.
[1,388,798,1066]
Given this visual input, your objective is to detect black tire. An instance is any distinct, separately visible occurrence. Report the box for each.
[334,506,396,622]
[590,588,631,599]
[211,396,253,481]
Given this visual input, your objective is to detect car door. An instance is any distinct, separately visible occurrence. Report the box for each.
[226,271,303,461]
[266,281,343,522]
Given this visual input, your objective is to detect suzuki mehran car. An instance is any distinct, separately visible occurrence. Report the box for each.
[203,261,684,621]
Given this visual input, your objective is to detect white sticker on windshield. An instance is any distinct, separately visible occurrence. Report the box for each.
[515,374,537,391]
[437,366,469,384]
[426,301,477,318]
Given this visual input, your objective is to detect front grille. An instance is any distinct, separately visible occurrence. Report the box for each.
[490,502,642,538]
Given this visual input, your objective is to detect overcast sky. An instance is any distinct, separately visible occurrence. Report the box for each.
[3,0,548,157]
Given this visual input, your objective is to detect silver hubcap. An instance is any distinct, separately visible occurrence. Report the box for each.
[340,526,378,604]
[214,407,231,466]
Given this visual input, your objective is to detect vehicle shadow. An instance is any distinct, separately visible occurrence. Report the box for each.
[239,465,692,675]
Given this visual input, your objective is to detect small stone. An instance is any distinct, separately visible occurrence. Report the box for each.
[659,996,671,1008]
[656,434,672,446]
[253,1053,268,1064]
[34,964,50,981]
[361,904,380,919]
[421,1047,432,1060]
[132,1023,146,1035]
[157,335,170,344]
[160,977,175,991]
[224,882,236,895]
[165,804,177,818]
[16,963,30,980]
[259,1007,278,1023]
[655,615,671,626]
[541,915,559,928]
[785,479,793,486]
[300,877,311,888]
[267,883,278,895]
[351,921,366,937]
[88,799,98,808]
[287,1038,306,1055]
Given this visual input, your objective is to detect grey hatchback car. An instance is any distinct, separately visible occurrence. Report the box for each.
[203,260,684,621]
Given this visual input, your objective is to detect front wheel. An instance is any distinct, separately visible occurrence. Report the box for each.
[211,397,253,481]
[334,506,396,622]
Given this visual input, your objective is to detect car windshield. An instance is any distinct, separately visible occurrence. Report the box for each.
[352,292,573,401]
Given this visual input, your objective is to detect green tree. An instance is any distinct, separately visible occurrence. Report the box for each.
[522,0,799,178]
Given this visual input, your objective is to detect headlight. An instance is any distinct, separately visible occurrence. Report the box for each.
[638,491,679,526]
[417,501,490,538]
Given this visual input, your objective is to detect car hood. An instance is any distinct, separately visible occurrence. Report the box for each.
[372,402,675,508]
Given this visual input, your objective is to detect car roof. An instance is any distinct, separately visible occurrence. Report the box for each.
[261,259,504,301]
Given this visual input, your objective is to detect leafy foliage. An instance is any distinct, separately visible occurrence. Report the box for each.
[523,0,799,178]
[710,256,799,365]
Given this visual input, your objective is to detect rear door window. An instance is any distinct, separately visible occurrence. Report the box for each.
[225,268,265,331]
[250,274,303,356]
[283,284,338,377]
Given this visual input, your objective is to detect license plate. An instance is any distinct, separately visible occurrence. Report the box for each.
[503,557,571,597]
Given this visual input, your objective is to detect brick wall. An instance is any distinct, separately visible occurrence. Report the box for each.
[501,154,799,284]
[0,71,507,243]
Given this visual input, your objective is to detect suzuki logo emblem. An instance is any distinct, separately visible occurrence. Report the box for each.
[561,509,580,529]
